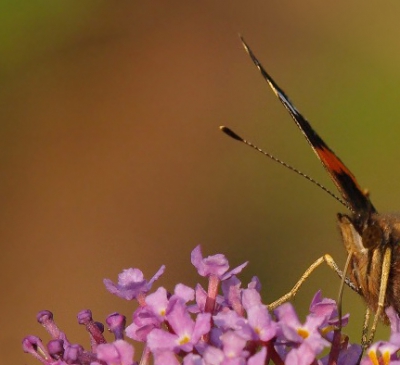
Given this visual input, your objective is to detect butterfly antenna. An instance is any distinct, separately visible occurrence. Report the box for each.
[220,126,352,211]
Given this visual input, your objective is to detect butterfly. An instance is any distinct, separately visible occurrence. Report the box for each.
[221,36,400,347]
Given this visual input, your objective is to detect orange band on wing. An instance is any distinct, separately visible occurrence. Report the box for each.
[316,146,359,185]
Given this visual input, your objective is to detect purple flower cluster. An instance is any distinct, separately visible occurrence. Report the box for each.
[23,246,400,365]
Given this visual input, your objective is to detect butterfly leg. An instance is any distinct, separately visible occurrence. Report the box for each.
[362,246,392,349]
[267,254,359,310]
[361,307,371,349]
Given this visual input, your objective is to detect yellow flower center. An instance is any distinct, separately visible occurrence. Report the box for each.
[368,349,391,365]
[382,350,391,365]
[179,335,190,345]
[297,328,309,339]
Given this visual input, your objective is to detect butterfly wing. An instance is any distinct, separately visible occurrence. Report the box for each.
[240,37,375,217]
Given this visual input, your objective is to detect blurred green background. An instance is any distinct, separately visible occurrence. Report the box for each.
[2,1,400,363]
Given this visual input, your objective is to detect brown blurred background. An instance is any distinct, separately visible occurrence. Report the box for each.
[3,1,400,363]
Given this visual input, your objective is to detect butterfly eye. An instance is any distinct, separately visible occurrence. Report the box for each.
[362,223,383,249]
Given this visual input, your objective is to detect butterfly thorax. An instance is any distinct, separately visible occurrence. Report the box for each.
[338,212,400,323]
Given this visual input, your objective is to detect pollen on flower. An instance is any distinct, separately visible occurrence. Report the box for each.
[297,327,309,339]
[368,349,380,365]
[320,325,335,336]
[382,350,391,365]
[179,334,191,345]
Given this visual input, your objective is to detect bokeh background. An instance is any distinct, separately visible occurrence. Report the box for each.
[3,1,400,363]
